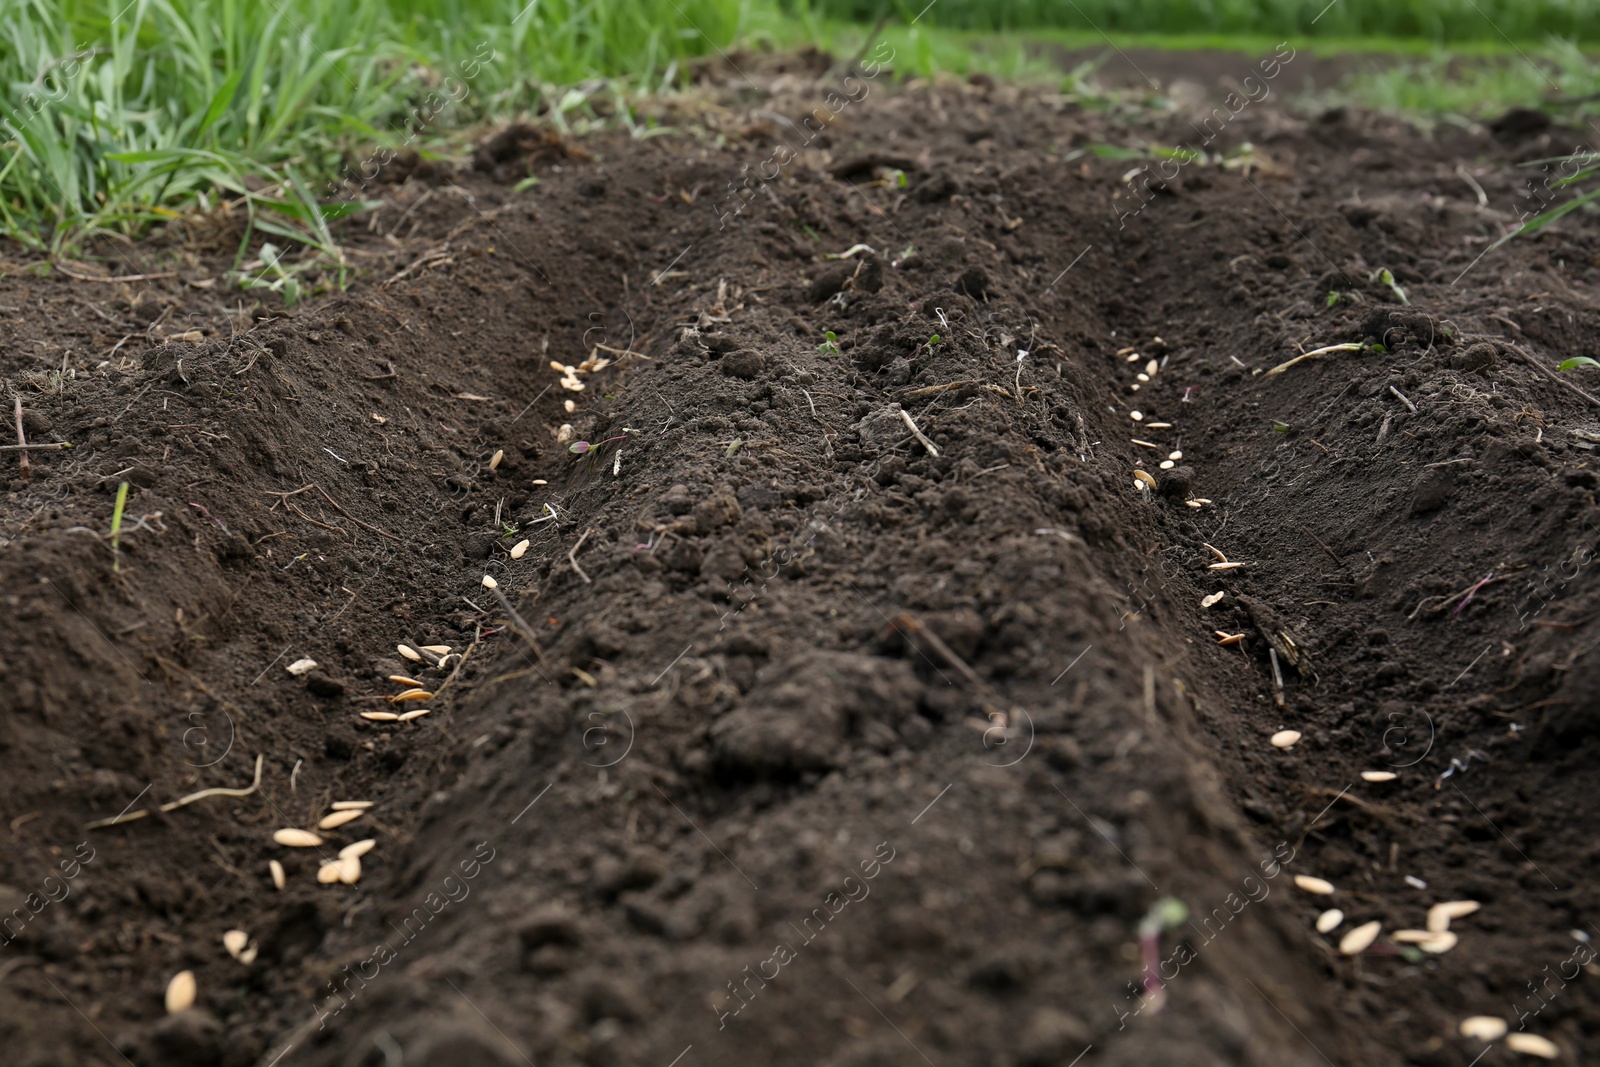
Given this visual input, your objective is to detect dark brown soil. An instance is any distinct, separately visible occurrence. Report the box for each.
[3,51,1599,1067]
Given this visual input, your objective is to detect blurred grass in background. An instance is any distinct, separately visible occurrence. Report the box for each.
[0,0,1595,258]
[786,0,1599,43]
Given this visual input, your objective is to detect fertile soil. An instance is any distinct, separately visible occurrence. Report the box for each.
[3,48,1599,1067]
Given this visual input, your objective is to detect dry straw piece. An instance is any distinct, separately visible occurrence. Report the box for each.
[273,828,323,848]
[286,657,318,676]
[1315,909,1344,933]
[1270,730,1302,749]
[1458,1016,1508,1042]
[1339,920,1382,956]
[1294,875,1336,895]
[1361,770,1398,783]
[223,930,249,959]
[1504,1033,1559,1058]
[1427,900,1481,932]
[269,860,286,890]
[510,539,530,559]
[318,809,364,830]
[165,970,197,1014]
[397,644,422,662]
[340,839,376,860]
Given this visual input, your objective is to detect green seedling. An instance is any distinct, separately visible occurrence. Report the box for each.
[1326,291,1343,307]
[1271,420,1292,433]
[1559,357,1599,371]
[110,481,129,572]
[924,333,942,356]
[819,330,840,356]
[1135,896,1190,1010]
[1373,268,1409,305]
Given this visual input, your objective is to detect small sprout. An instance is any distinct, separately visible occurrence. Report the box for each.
[1373,268,1409,305]
[568,441,591,454]
[110,481,129,572]
[892,169,909,189]
[819,330,840,356]
[1271,420,1291,433]
[924,333,942,356]
[1558,356,1599,372]
[1326,291,1343,307]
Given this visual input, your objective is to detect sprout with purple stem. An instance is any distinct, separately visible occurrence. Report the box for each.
[1136,896,1189,1012]
[568,432,631,455]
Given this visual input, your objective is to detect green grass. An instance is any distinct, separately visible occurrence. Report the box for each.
[0,0,754,255]
[2,0,1596,272]
[785,0,1599,44]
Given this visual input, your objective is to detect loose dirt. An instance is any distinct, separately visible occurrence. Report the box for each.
[2,49,1598,1067]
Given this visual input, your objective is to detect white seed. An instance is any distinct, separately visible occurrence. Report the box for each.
[1203,543,1228,562]
[1459,1017,1508,1042]
[286,658,318,677]
[1361,771,1398,783]
[1315,909,1344,933]
[1427,900,1481,933]
[1168,451,1183,461]
[1130,410,1144,421]
[1130,383,1140,391]
[398,708,431,722]
[223,930,249,959]
[1185,499,1203,508]
[421,645,452,655]
[165,970,197,1014]
[533,479,548,486]
[360,711,400,722]
[269,860,286,890]
[1201,592,1225,608]
[1421,931,1458,953]
[331,801,373,811]
[1216,632,1245,645]
[389,690,432,704]
[1133,470,1157,490]
[1505,1033,1558,1058]
[1160,460,1175,470]
[510,539,530,559]
[317,861,342,884]
[239,944,258,965]
[397,644,422,662]
[489,449,504,470]
[318,809,364,830]
[339,839,376,860]
[1405,875,1428,890]
[1294,875,1336,895]
[1393,929,1459,951]
[1136,373,1150,382]
[273,828,323,848]
[1339,920,1382,955]
[563,399,576,413]
[481,574,499,589]
[1271,730,1302,749]
[1145,359,1159,376]
[1146,422,1173,429]
[388,675,423,688]
[1209,561,1245,570]
[1131,439,1160,449]
[339,855,362,884]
